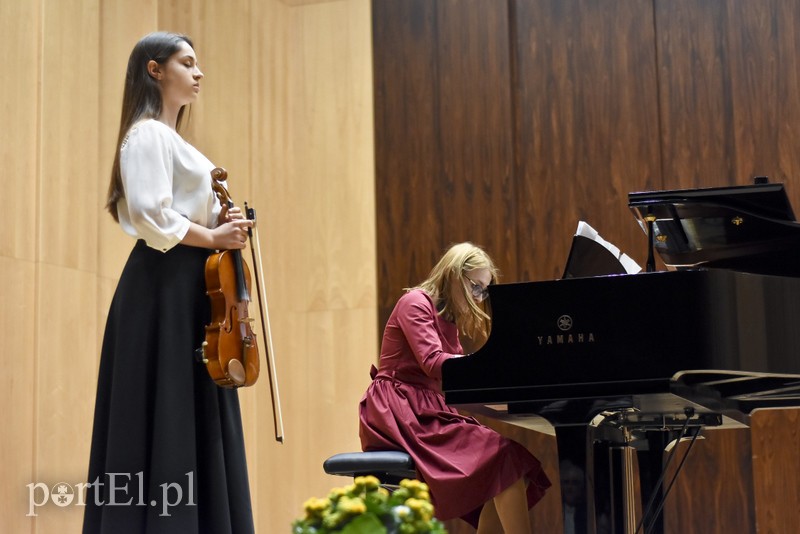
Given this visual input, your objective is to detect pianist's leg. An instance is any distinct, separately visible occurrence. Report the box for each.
[478,477,531,534]
[476,498,500,533]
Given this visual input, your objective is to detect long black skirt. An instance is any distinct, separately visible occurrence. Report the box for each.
[83,240,254,534]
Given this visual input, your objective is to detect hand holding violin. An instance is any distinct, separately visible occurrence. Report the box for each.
[218,205,246,223]
[212,219,252,250]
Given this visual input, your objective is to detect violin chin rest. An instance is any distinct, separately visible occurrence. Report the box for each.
[227,359,246,386]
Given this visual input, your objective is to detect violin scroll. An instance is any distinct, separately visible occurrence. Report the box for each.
[211,167,233,208]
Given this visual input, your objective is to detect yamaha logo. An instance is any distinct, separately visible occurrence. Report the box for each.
[535,314,595,346]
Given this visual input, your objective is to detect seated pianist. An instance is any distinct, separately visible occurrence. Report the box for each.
[359,242,552,534]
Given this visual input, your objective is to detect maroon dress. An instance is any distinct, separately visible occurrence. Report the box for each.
[359,290,551,527]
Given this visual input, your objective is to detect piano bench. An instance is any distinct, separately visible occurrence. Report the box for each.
[323,451,416,488]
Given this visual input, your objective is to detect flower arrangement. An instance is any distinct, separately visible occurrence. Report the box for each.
[292,476,447,533]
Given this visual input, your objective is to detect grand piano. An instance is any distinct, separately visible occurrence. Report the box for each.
[442,181,800,534]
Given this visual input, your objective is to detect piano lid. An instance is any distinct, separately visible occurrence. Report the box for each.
[628,181,800,275]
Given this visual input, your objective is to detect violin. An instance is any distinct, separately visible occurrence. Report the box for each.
[198,167,285,442]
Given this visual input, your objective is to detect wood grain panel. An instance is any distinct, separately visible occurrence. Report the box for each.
[0,0,39,263]
[433,0,518,280]
[662,428,754,534]
[512,0,661,280]
[0,258,36,533]
[39,0,100,271]
[35,264,99,533]
[373,0,518,335]
[726,0,800,209]
[282,0,377,313]
[655,0,800,207]
[373,0,444,329]
[0,8,40,531]
[751,408,800,533]
[654,0,735,190]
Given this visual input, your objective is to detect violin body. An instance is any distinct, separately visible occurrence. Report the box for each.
[203,249,260,387]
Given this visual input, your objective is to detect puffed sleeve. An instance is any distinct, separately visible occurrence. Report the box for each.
[119,122,192,251]
[394,292,458,379]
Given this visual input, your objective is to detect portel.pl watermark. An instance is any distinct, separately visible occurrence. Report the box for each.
[27,472,195,517]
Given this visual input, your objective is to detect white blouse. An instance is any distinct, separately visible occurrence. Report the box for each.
[116,119,222,252]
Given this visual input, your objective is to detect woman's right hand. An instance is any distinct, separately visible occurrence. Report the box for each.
[212,219,253,250]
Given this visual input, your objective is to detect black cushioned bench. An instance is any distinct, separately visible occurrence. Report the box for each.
[323,451,416,486]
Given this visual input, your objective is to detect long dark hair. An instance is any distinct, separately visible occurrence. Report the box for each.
[106,32,194,221]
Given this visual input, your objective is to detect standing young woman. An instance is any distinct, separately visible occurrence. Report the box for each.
[359,242,552,533]
[83,32,255,533]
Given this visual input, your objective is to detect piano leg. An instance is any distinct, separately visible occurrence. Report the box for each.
[606,436,643,534]
[555,422,693,534]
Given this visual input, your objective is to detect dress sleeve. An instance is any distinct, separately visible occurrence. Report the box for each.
[119,122,192,251]
[394,293,458,379]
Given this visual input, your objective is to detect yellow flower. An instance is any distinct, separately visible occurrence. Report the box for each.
[354,475,381,491]
[302,497,330,520]
[293,477,446,533]
[405,498,434,521]
[328,487,346,502]
[338,496,367,515]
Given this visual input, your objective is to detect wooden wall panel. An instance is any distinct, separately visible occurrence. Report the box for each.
[751,408,800,533]
[511,0,662,280]
[0,0,39,262]
[655,0,800,207]
[0,258,36,533]
[373,0,446,324]
[34,265,99,533]
[727,0,800,197]
[373,0,518,334]
[39,0,100,272]
[34,1,101,533]
[654,0,734,190]
[662,428,755,533]
[433,0,518,279]
[0,2,39,532]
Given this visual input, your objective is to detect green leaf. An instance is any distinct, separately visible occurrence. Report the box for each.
[339,513,386,534]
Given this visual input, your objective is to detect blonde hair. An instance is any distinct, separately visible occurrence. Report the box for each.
[411,242,499,342]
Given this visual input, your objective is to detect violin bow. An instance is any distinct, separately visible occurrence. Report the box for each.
[245,201,285,443]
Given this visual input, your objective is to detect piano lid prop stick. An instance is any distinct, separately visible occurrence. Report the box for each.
[645,212,657,272]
